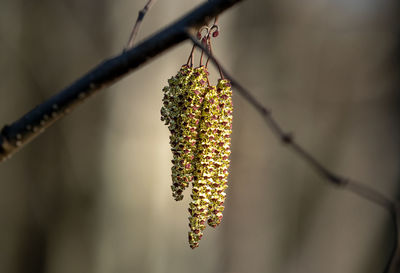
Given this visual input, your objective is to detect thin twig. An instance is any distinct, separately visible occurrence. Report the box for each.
[187,32,399,272]
[0,0,244,163]
[186,44,196,66]
[0,0,397,268]
[126,0,157,49]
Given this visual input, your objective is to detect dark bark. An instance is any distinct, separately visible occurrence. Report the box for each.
[0,0,243,162]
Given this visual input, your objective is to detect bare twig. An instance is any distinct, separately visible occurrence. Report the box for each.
[187,32,399,273]
[126,0,157,49]
[0,0,243,163]
[0,0,397,269]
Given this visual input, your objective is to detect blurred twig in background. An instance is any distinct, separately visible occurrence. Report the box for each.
[126,0,157,49]
[0,0,398,272]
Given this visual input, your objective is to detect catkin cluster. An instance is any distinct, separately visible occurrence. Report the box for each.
[161,64,233,249]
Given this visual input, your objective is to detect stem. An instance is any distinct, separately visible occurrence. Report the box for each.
[126,0,157,49]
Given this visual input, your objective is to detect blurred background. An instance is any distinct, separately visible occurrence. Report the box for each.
[0,0,399,272]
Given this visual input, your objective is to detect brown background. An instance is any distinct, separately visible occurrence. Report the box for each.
[0,0,399,272]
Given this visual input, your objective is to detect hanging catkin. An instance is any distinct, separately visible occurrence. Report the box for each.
[161,69,233,248]
[160,26,233,248]
[161,65,209,201]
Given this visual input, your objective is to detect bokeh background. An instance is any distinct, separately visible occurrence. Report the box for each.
[0,0,399,273]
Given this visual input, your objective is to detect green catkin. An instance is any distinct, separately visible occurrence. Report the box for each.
[188,84,217,249]
[161,65,233,249]
[160,65,191,127]
[207,79,232,227]
[161,65,193,201]
[161,65,208,201]
[188,79,233,248]
[174,66,209,201]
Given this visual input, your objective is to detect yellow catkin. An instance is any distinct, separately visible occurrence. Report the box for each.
[207,79,232,227]
[161,65,233,249]
[188,84,217,248]
[188,79,233,248]
[161,65,208,201]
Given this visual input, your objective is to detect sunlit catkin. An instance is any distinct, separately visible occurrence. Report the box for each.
[161,63,233,249]
[188,79,233,248]
[207,79,232,227]
[161,65,208,201]
[188,84,217,248]
[174,66,208,201]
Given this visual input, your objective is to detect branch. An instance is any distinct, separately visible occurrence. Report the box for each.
[187,33,399,273]
[1,0,397,269]
[0,0,243,163]
[126,0,157,49]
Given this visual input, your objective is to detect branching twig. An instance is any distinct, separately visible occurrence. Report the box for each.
[0,0,397,270]
[126,0,157,49]
[0,0,243,163]
[187,32,399,273]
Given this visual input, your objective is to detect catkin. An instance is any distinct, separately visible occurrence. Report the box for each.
[161,65,193,201]
[161,65,208,201]
[161,65,233,249]
[188,85,217,248]
[207,79,232,227]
